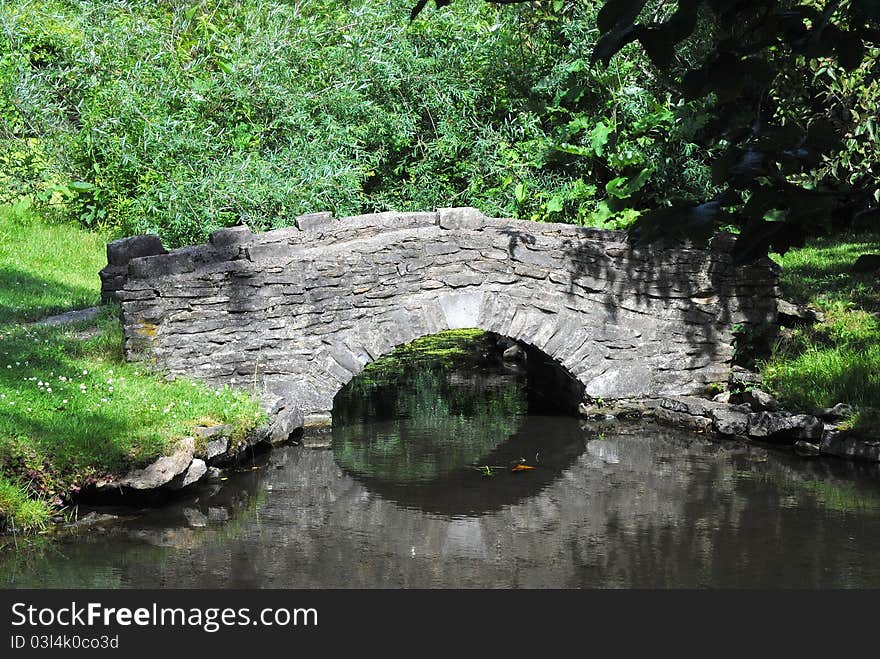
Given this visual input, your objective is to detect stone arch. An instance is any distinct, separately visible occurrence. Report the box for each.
[275,290,591,423]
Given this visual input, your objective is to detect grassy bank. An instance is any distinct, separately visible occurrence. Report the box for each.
[764,233,880,432]
[0,205,265,533]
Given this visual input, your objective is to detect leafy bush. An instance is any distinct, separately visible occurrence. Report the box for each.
[0,0,713,245]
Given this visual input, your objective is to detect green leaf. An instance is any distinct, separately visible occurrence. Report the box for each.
[606,176,630,199]
[546,196,565,213]
[514,182,527,205]
[605,167,653,199]
[590,121,614,157]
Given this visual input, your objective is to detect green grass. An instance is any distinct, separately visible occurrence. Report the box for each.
[0,200,108,322]
[0,477,52,532]
[763,233,880,431]
[0,206,266,531]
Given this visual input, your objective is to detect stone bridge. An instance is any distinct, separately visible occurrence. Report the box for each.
[100,208,779,426]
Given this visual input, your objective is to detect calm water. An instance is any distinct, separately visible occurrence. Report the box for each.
[3,333,880,588]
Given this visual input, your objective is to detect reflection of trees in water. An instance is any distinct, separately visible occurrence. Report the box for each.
[333,366,528,483]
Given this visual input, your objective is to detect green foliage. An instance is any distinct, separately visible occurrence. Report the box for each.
[421,1,880,259]
[584,0,880,258]
[1,0,714,244]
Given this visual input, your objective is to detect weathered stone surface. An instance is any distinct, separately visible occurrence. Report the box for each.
[295,211,335,231]
[579,398,658,418]
[210,224,252,247]
[170,458,207,490]
[107,234,166,267]
[99,234,167,303]
[729,366,762,389]
[268,405,305,443]
[812,402,854,421]
[711,406,750,436]
[819,431,880,462]
[110,208,780,420]
[747,412,823,441]
[777,298,823,325]
[655,407,714,432]
[36,306,101,326]
[119,437,195,490]
[205,438,228,461]
[736,388,781,412]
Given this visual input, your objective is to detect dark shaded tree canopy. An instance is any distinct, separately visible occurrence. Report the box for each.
[412,1,880,262]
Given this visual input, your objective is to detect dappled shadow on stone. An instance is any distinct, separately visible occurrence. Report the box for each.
[558,228,779,397]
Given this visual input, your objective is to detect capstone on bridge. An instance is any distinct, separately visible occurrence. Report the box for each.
[100,208,779,428]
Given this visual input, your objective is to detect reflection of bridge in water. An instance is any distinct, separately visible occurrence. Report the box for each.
[10,423,880,589]
[333,416,589,517]
[102,207,779,427]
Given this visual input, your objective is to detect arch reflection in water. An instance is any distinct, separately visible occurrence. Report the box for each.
[330,330,588,516]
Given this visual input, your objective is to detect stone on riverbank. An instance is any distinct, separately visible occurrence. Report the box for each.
[812,403,854,421]
[170,458,207,490]
[733,388,781,411]
[711,406,750,436]
[819,431,880,462]
[119,437,195,490]
[746,411,823,441]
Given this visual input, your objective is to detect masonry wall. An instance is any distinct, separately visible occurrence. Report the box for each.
[101,207,780,422]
